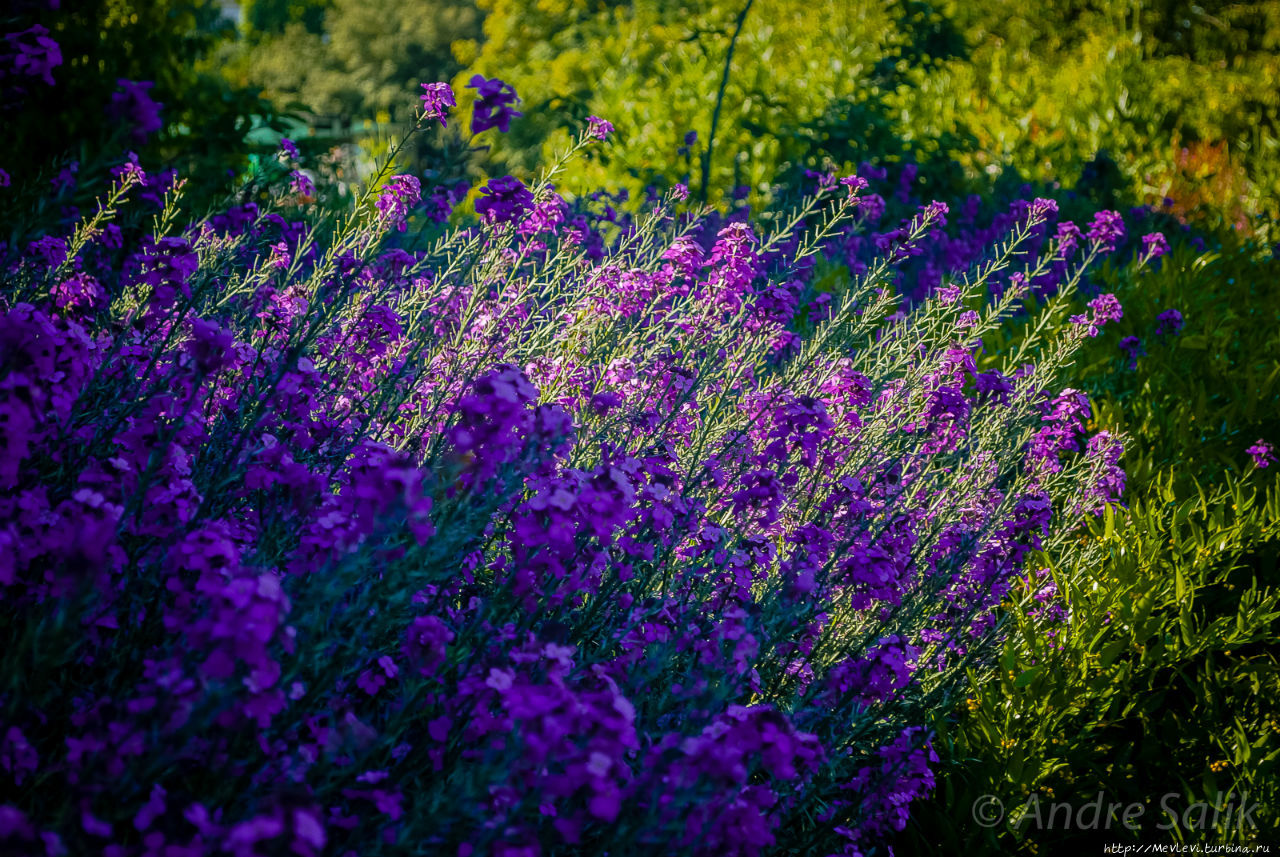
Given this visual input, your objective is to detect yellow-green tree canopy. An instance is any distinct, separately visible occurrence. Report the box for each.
[455,0,963,203]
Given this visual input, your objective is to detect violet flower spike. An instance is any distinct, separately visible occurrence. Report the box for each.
[1141,231,1169,262]
[1246,440,1276,469]
[420,82,455,128]
[587,116,614,141]
[467,75,523,134]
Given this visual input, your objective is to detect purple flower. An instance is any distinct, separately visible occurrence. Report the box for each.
[187,318,235,373]
[4,26,62,86]
[1088,293,1123,325]
[50,161,77,194]
[133,784,167,832]
[1055,221,1082,259]
[111,151,147,186]
[467,75,523,133]
[475,175,534,225]
[1087,210,1125,252]
[587,115,614,141]
[420,81,455,127]
[0,169,9,188]
[50,272,104,313]
[268,241,291,270]
[404,615,453,675]
[289,169,315,198]
[1029,388,1093,472]
[27,235,67,270]
[1155,308,1184,337]
[1,728,37,786]
[841,175,869,198]
[1084,432,1126,510]
[974,370,1014,406]
[107,79,164,144]
[1141,231,1169,260]
[357,656,399,695]
[376,175,421,231]
[1118,335,1145,369]
[425,180,470,223]
[278,137,300,160]
[805,170,836,192]
[1071,294,1122,337]
[920,200,949,228]
[1246,440,1276,469]
[859,192,886,224]
[1028,197,1059,220]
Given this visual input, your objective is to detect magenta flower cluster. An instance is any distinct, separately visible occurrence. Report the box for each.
[1155,308,1184,337]
[2,25,62,88]
[1246,439,1276,469]
[587,116,614,141]
[809,161,1163,315]
[107,79,164,144]
[420,82,456,128]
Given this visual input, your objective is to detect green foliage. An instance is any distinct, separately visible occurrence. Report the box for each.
[243,0,329,33]
[457,0,956,203]
[231,0,482,123]
[898,237,1280,851]
[982,237,1280,487]
[914,1,1280,228]
[454,0,1280,228]
[914,478,1280,851]
[1,1,278,205]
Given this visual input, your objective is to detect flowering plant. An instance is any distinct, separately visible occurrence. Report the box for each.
[0,88,1133,857]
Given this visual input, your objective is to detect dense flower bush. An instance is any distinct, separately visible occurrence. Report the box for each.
[0,88,1141,857]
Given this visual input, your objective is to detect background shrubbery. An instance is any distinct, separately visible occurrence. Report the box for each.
[448,0,1280,227]
[0,0,285,206]
[902,228,1280,852]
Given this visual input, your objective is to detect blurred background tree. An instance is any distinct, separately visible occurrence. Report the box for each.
[916,0,1280,227]
[9,0,1276,227]
[227,0,482,125]
[0,0,279,204]
[451,0,966,205]
[445,0,1280,225]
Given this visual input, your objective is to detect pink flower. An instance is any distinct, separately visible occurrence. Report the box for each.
[1246,440,1276,469]
[587,115,614,141]
[420,81,455,127]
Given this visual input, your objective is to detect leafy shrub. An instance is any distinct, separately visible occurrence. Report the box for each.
[228,0,482,126]
[896,227,1280,851]
[937,476,1279,852]
[447,0,1280,229]
[451,0,962,206]
[0,85,1141,856]
[1,0,281,209]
